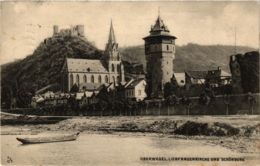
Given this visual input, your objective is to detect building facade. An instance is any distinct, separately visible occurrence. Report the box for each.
[229,55,243,94]
[143,15,177,98]
[229,51,259,93]
[61,22,125,92]
[125,79,147,101]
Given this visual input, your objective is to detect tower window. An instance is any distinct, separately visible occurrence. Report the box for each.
[166,45,169,50]
[112,64,115,72]
[91,75,95,83]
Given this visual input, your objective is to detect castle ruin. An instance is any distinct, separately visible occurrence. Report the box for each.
[53,25,85,37]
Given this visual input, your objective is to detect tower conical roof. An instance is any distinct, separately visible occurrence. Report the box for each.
[108,20,116,44]
[151,15,169,32]
[144,14,177,40]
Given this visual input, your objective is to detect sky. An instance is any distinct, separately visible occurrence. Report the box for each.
[0,1,259,64]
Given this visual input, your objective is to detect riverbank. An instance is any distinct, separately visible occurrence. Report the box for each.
[1,115,260,154]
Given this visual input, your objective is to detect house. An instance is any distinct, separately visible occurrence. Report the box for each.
[172,72,185,87]
[31,92,70,108]
[185,67,231,90]
[125,79,147,101]
[185,70,208,89]
[76,91,99,107]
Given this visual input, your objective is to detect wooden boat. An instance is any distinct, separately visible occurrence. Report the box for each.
[16,132,80,144]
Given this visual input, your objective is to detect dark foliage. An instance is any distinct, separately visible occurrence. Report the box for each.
[163,82,176,98]
[174,121,240,136]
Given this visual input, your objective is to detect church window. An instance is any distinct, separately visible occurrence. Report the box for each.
[70,74,74,87]
[76,74,80,86]
[105,75,109,83]
[83,75,87,83]
[112,64,115,72]
[166,45,169,50]
[117,64,121,73]
[98,75,102,83]
[91,75,95,83]
[117,76,120,83]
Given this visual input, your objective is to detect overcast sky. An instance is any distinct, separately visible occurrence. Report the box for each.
[0,1,259,64]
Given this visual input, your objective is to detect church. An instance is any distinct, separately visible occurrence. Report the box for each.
[61,21,125,92]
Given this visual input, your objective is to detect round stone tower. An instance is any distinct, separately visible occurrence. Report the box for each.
[143,15,177,98]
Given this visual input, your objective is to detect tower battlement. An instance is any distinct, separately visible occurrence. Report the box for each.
[53,25,85,37]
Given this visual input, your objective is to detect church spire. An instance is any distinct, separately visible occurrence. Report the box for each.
[108,20,116,44]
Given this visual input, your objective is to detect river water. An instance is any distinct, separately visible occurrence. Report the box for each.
[1,133,257,165]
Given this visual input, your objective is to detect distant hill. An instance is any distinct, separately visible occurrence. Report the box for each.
[120,43,256,72]
[1,33,257,107]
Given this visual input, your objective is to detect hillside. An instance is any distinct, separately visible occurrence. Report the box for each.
[1,35,103,107]
[120,43,256,72]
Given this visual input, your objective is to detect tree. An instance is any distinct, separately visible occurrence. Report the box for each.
[164,82,176,98]
[70,84,79,93]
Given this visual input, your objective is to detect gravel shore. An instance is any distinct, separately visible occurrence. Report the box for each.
[1,115,260,154]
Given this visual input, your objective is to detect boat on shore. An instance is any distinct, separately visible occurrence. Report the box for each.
[1,111,69,125]
[16,132,80,144]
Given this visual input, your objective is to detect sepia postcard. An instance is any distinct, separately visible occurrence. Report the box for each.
[0,1,259,166]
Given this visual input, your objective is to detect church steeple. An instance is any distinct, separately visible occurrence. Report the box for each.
[108,20,116,44]
[104,20,120,61]
[103,20,125,84]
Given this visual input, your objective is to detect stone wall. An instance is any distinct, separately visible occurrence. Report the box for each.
[6,93,260,116]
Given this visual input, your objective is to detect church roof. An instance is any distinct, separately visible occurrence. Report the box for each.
[66,58,108,73]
